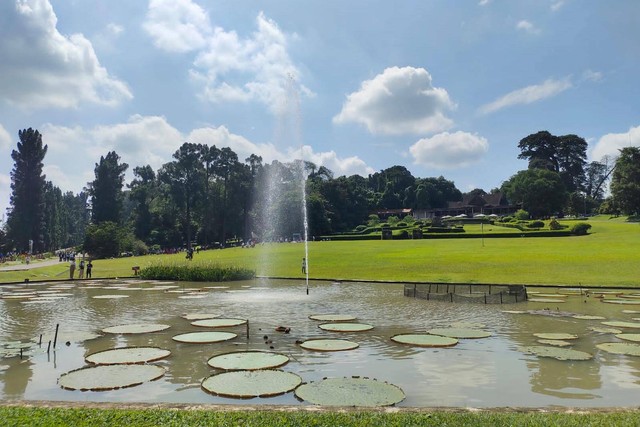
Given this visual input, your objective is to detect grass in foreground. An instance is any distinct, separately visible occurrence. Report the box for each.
[1,406,639,427]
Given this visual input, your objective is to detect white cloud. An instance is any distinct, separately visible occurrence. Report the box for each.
[591,126,640,161]
[143,0,211,53]
[516,20,541,35]
[582,69,603,82]
[0,0,132,109]
[297,146,375,177]
[188,125,283,163]
[551,1,565,12]
[106,23,124,37]
[409,131,489,169]
[333,66,456,135]
[0,123,12,150]
[479,77,572,115]
[0,173,10,221]
[478,0,491,5]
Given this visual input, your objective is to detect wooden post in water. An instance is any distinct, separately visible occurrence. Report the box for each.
[53,324,59,348]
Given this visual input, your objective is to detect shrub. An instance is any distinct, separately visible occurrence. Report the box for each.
[140,262,255,281]
[354,225,367,232]
[500,216,513,223]
[571,222,592,235]
[514,209,530,221]
[394,230,409,239]
[387,215,400,226]
[527,220,545,229]
[396,222,408,227]
[549,219,563,230]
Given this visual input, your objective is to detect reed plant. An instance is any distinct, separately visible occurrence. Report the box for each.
[139,262,255,282]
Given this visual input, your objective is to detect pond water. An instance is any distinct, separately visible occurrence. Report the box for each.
[1,279,640,407]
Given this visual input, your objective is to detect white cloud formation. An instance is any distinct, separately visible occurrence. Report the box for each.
[478,0,491,6]
[516,20,541,35]
[479,77,572,115]
[409,131,489,169]
[333,66,456,135]
[591,126,640,161]
[551,1,565,12]
[0,0,132,109]
[582,69,603,82]
[0,123,12,150]
[297,146,375,177]
[143,0,211,53]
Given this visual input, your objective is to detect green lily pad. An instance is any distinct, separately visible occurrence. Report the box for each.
[294,377,406,407]
[602,299,640,305]
[572,315,606,320]
[427,328,492,339]
[589,326,622,334]
[86,347,171,365]
[502,310,527,314]
[597,342,640,356]
[614,334,640,343]
[92,295,130,299]
[318,323,373,332]
[309,314,356,322]
[103,323,171,334]
[33,331,102,343]
[535,293,567,298]
[58,364,165,391]
[391,334,458,347]
[602,321,640,329]
[533,333,578,340]
[207,351,289,370]
[528,298,566,303]
[181,313,221,321]
[201,370,302,398]
[299,339,360,351]
[191,318,247,328]
[537,339,572,347]
[521,345,592,361]
[172,331,237,344]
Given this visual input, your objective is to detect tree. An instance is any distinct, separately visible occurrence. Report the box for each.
[89,151,128,224]
[128,165,157,241]
[7,128,48,253]
[610,147,640,216]
[517,131,587,193]
[502,169,567,218]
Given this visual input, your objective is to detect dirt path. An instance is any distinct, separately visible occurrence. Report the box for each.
[0,258,62,272]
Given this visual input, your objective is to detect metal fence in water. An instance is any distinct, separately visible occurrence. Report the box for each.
[403,283,528,304]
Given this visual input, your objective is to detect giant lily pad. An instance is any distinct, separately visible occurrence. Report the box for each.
[58,364,165,391]
[309,314,356,322]
[294,377,405,407]
[181,313,221,321]
[602,321,640,329]
[601,299,640,305]
[537,339,572,347]
[92,295,130,299]
[299,339,359,351]
[207,351,289,370]
[86,347,171,365]
[521,346,593,361]
[33,331,102,343]
[427,328,492,339]
[614,334,640,343]
[102,323,170,334]
[191,318,247,328]
[533,333,578,340]
[596,342,640,356]
[573,315,606,320]
[391,334,458,347]
[201,370,302,398]
[318,323,373,332]
[172,331,237,343]
[528,298,566,303]
[589,326,622,334]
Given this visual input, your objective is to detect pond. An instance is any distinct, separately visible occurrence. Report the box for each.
[1,279,640,407]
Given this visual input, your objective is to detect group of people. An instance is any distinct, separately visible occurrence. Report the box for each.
[69,257,93,280]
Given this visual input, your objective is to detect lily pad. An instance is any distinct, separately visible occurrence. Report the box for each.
[596,342,640,356]
[318,323,373,332]
[309,314,356,322]
[533,333,578,340]
[589,326,622,334]
[299,339,360,351]
[103,323,171,334]
[573,315,606,320]
[172,331,237,344]
[294,377,406,407]
[201,370,302,398]
[528,298,566,303]
[92,295,130,299]
[58,364,165,391]
[602,321,640,329]
[427,328,492,339]
[86,347,171,365]
[207,351,289,370]
[181,313,221,321]
[602,299,640,305]
[191,318,247,328]
[520,345,593,361]
[614,334,640,343]
[391,334,458,347]
[33,331,102,343]
[537,339,572,347]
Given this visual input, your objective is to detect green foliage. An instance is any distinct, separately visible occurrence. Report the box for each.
[570,222,592,235]
[527,220,545,229]
[514,209,530,220]
[367,214,380,227]
[354,225,367,232]
[387,215,400,226]
[502,169,567,218]
[83,222,132,259]
[140,262,255,281]
[611,147,640,216]
[396,221,408,227]
[549,218,564,230]
[89,151,128,224]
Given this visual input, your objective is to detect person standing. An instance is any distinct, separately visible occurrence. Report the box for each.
[69,258,76,280]
[78,259,85,279]
[86,260,93,279]
[301,257,306,274]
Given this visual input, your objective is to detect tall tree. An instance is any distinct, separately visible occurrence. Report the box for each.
[89,151,128,224]
[128,165,157,242]
[7,128,48,253]
[214,147,239,246]
[610,147,640,216]
[501,169,567,218]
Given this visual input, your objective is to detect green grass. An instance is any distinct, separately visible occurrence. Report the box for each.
[2,216,638,287]
[0,406,639,427]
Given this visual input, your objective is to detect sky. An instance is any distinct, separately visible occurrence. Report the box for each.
[1,0,639,220]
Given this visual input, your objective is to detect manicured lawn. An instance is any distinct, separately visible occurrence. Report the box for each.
[1,406,639,427]
[1,216,638,287]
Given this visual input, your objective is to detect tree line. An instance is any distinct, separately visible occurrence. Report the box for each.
[2,128,639,256]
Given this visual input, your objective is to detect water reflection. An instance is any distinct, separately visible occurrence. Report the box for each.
[2,280,640,406]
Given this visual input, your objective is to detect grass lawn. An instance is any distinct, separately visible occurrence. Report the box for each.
[1,216,638,287]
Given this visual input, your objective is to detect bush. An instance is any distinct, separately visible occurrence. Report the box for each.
[549,219,564,230]
[354,225,367,232]
[571,222,592,235]
[527,220,545,229]
[140,262,255,281]
[396,222,408,227]
[514,209,530,221]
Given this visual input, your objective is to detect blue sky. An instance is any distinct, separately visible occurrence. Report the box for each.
[1,0,639,219]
